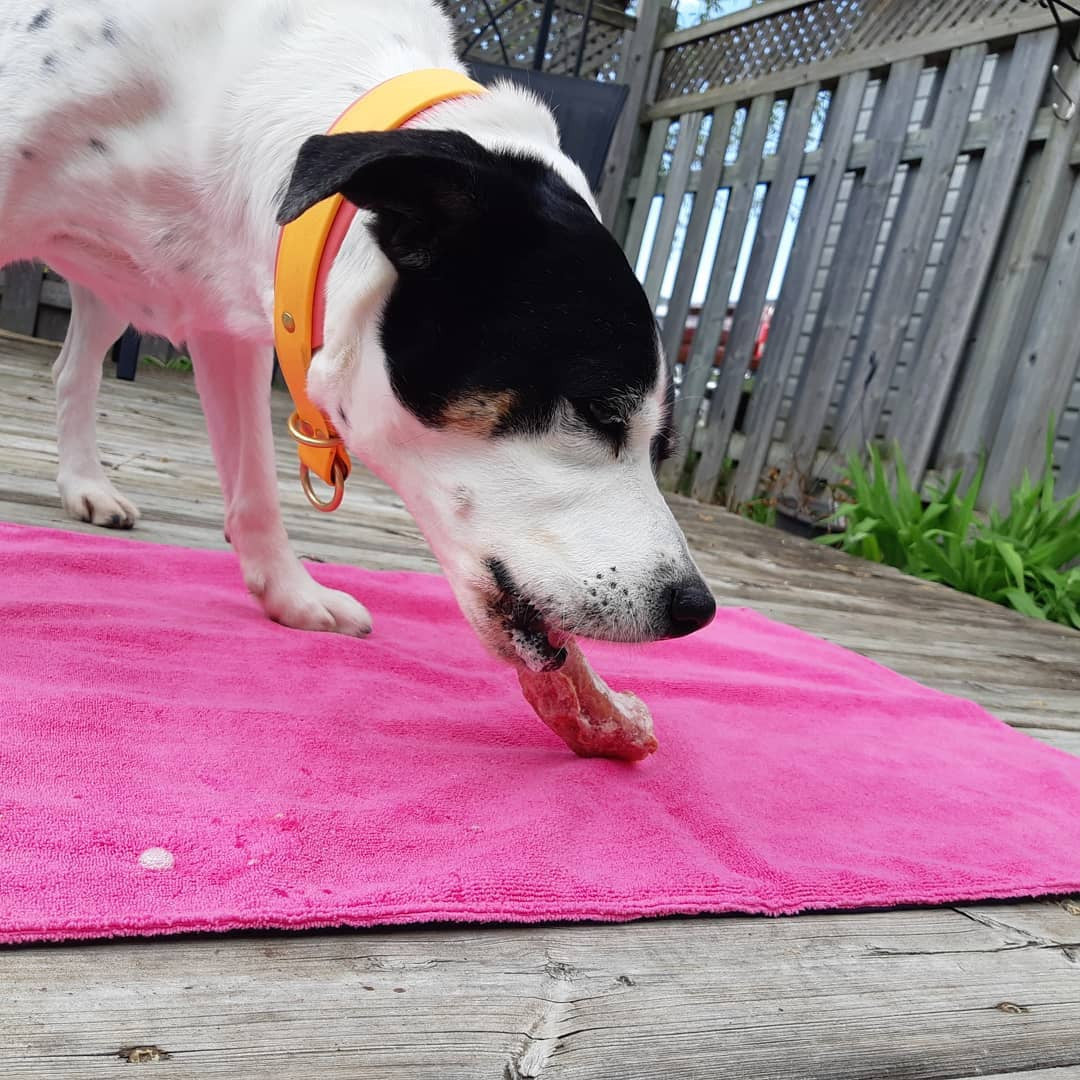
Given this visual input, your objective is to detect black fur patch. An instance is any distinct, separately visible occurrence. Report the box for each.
[279,130,659,443]
[41,52,58,71]
[88,137,108,154]
[387,156,657,440]
[28,7,51,31]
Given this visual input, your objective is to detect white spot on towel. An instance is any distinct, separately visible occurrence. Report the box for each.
[139,847,174,870]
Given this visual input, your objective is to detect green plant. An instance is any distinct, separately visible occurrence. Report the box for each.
[141,353,193,373]
[732,466,780,527]
[737,496,777,527]
[819,429,1080,630]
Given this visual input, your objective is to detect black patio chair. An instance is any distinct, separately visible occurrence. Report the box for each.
[466,61,629,192]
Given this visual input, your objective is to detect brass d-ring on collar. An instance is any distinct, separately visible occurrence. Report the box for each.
[287,410,347,513]
[299,459,346,513]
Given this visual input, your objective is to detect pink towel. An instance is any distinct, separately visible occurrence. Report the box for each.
[1,520,1078,944]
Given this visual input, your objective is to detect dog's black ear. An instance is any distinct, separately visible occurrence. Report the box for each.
[277,129,490,271]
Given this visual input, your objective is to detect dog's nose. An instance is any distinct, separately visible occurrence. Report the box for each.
[665,578,717,637]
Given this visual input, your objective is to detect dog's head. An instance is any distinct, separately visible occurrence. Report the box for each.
[278,126,715,669]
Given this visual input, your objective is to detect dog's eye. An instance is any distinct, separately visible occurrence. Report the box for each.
[650,425,677,470]
[579,401,627,449]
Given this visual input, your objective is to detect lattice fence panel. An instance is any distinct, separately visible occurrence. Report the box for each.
[660,0,875,99]
[659,0,1048,100]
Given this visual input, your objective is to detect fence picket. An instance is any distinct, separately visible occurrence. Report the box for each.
[661,94,774,490]
[689,82,820,503]
[833,44,985,462]
[938,31,1080,480]
[0,263,44,337]
[890,29,1058,484]
[643,113,703,308]
[781,58,923,498]
[1059,392,1080,494]
[597,2,666,228]
[731,73,869,504]
[622,118,671,270]
[981,181,1080,507]
[657,104,738,374]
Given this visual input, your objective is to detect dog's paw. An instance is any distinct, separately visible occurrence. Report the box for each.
[58,474,140,529]
[257,575,373,637]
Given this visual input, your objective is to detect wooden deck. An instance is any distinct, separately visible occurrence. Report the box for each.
[1,332,1078,1080]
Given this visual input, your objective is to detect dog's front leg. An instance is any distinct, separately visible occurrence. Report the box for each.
[53,284,140,528]
[189,331,372,636]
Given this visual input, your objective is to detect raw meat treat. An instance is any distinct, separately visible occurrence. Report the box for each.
[518,640,658,761]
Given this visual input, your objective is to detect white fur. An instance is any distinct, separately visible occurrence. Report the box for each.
[0,0,703,656]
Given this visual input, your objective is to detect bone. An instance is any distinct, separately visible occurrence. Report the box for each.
[517,639,657,761]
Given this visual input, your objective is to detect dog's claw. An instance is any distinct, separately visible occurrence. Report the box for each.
[60,475,140,529]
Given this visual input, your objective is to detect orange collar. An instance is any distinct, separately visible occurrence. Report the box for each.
[273,68,486,511]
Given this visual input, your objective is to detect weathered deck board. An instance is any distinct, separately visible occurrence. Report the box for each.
[1,334,1078,1080]
[3,902,1080,1080]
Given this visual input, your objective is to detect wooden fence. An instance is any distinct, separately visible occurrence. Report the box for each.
[621,0,1080,511]
[0,263,184,368]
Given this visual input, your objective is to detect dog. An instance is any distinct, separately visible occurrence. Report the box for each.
[0,0,716,669]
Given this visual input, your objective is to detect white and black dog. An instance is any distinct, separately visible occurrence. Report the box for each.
[0,0,715,669]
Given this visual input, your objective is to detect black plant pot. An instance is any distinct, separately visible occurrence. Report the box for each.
[774,508,827,540]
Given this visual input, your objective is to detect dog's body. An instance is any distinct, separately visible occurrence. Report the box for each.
[0,0,715,666]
